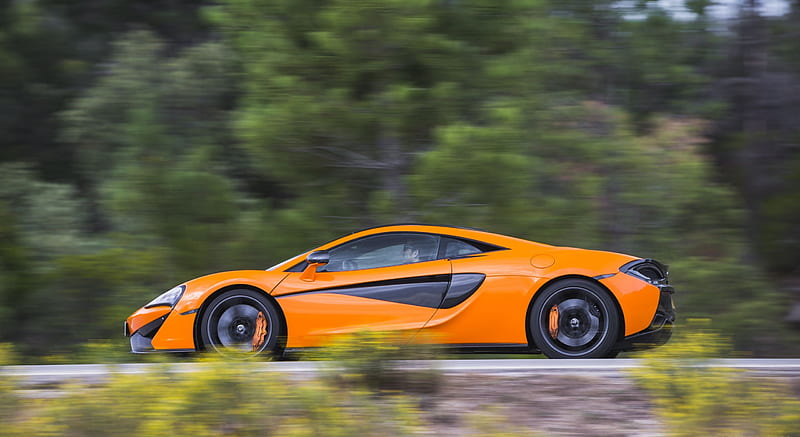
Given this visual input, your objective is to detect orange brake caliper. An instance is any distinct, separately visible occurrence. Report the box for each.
[252,311,268,351]
[548,305,559,339]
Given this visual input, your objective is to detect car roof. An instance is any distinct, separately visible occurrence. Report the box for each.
[349,223,490,235]
[333,223,552,250]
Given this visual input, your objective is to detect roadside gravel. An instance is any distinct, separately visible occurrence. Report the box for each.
[417,374,663,436]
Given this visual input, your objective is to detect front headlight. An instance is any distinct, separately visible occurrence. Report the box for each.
[144,285,186,309]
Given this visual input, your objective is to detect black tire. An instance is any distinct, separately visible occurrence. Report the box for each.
[529,278,620,359]
[200,289,283,357]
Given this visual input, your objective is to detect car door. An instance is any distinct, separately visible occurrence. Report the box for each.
[271,232,451,347]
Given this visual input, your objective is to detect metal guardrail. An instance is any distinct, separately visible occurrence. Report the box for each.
[3,359,800,386]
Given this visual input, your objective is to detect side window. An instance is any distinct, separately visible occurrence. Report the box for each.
[322,233,440,272]
[442,238,483,258]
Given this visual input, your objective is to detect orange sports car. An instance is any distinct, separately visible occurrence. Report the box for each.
[124,224,674,358]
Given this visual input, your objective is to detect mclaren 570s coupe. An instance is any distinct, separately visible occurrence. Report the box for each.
[125,224,675,358]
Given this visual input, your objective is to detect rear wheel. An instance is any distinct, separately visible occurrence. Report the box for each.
[530,279,620,358]
[200,289,282,357]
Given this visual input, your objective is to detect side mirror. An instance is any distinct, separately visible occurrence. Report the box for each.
[301,250,329,282]
[306,250,330,265]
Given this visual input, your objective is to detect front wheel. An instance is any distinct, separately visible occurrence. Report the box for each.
[529,279,620,359]
[200,289,283,357]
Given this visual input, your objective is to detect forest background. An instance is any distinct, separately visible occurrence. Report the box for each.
[1,0,799,361]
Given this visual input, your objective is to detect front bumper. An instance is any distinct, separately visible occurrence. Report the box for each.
[616,285,675,351]
[124,313,169,353]
[125,298,199,353]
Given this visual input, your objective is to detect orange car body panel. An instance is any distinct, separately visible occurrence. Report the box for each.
[128,306,171,333]
[274,260,451,347]
[599,273,660,336]
[126,224,667,351]
[172,270,289,314]
[151,311,197,350]
[277,294,438,347]
[422,275,543,344]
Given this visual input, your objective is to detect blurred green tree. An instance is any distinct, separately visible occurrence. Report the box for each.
[0,0,81,179]
[61,31,252,278]
[0,200,35,346]
[0,163,93,353]
[0,0,798,358]
[211,0,561,229]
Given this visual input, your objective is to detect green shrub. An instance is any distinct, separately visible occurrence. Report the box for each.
[630,320,800,436]
[304,331,444,394]
[0,343,23,436]
[13,358,425,436]
[0,342,19,365]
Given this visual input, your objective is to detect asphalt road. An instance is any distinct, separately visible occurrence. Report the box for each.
[4,359,800,386]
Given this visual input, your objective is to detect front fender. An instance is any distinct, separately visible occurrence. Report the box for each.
[172,270,290,315]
